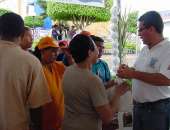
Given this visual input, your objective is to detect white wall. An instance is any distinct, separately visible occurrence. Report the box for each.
[0,0,27,17]
[164,22,170,40]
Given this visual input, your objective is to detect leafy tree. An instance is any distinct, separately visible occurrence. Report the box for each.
[37,0,47,10]
[24,0,47,27]
[24,16,44,27]
[117,10,138,63]
[46,0,113,30]
[117,11,128,63]
[0,8,10,16]
[127,11,138,33]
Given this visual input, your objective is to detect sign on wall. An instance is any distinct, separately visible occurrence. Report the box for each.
[54,0,105,7]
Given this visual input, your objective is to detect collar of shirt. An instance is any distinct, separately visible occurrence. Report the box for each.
[0,40,20,47]
[149,38,168,52]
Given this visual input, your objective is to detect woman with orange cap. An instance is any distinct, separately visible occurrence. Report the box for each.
[33,36,65,130]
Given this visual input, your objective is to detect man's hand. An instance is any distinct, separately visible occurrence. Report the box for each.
[117,64,134,79]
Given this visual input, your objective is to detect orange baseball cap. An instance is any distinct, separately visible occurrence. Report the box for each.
[37,36,59,50]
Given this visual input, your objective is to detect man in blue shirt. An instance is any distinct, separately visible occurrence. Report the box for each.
[91,35,115,89]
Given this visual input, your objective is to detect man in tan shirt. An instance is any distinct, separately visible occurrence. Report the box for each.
[0,12,51,130]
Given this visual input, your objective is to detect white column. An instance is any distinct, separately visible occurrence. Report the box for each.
[16,0,27,17]
[110,0,120,75]
[110,1,133,130]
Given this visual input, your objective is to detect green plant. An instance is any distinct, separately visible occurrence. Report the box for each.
[104,42,112,49]
[46,0,112,30]
[117,10,138,63]
[126,79,132,88]
[124,42,136,50]
[104,42,136,50]
[24,16,44,27]
[0,8,10,16]
[127,11,138,33]
[117,11,128,63]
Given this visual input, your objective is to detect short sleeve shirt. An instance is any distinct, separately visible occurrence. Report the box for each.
[62,64,109,130]
[132,39,170,102]
[92,59,111,85]
[0,40,51,130]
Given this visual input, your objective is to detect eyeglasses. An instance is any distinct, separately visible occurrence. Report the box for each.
[138,27,147,32]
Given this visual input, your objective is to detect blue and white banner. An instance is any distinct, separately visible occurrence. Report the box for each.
[54,0,105,7]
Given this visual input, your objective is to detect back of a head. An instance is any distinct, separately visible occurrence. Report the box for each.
[69,34,95,63]
[0,12,24,39]
[90,35,104,44]
[138,11,163,34]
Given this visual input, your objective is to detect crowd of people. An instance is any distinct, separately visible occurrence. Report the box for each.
[0,10,170,130]
[51,24,76,41]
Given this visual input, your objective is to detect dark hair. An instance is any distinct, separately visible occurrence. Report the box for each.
[90,35,104,43]
[32,46,41,61]
[59,42,65,47]
[21,26,31,38]
[52,24,58,28]
[138,11,163,34]
[0,12,24,39]
[69,34,95,63]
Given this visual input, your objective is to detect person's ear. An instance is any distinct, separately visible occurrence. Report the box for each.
[88,50,93,57]
[149,26,155,32]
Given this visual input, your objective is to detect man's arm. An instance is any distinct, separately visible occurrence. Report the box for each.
[132,70,170,86]
[95,83,129,125]
[117,66,170,86]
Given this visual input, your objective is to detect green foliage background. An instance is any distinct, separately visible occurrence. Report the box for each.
[24,0,137,32]
[46,0,113,21]
[0,8,10,16]
[105,42,136,50]
[24,16,44,27]
[127,11,138,33]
